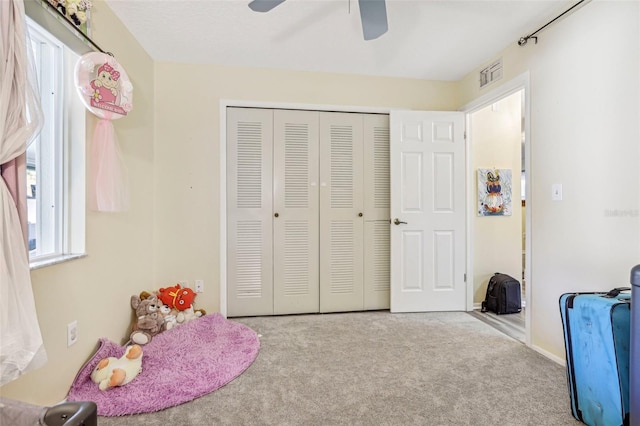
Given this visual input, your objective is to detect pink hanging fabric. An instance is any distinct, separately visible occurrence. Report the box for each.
[0,0,47,386]
[74,52,133,212]
[89,118,129,212]
[1,154,28,243]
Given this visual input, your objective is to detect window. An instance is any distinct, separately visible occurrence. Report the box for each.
[27,17,86,268]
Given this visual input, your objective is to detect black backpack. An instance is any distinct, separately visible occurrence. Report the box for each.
[481,272,522,315]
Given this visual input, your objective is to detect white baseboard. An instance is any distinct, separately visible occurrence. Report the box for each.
[531,344,565,366]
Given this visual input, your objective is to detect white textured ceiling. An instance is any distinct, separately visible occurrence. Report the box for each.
[105,0,572,81]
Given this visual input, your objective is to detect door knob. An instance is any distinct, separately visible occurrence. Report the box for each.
[393,218,407,225]
[274,213,279,218]
[358,212,363,217]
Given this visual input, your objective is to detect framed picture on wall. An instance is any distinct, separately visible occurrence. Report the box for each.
[478,168,513,216]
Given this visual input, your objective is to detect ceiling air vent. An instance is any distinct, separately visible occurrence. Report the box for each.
[479,59,503,88]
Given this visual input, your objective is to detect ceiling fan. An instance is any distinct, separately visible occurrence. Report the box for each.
[248,0,388,41]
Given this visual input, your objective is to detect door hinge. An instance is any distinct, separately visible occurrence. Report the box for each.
[464,273,467,282]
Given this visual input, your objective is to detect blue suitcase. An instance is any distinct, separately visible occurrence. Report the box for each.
[559,289,631,426]
[631,266,640,426]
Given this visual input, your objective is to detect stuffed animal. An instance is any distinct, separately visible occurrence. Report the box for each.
[91,344,143,391]
[157,284,197,311]
[138,290,154,301]
[130,294,165,345]
[174,306,205,325]
[62,0,89,26]
[159,303,178,331]
[139,290,177,331]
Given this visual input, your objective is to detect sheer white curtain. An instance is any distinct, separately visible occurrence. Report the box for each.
[0,0,47,386]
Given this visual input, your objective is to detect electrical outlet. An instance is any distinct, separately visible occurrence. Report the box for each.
[179,280,188,288]
[195,279,204,293]
[67,321,78,347]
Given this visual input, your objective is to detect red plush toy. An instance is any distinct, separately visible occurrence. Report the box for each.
[157,284,196,311]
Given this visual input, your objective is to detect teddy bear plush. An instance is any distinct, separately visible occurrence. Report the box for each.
[130,294,165,345]
[91,344,143,391]
[138,290,177,332]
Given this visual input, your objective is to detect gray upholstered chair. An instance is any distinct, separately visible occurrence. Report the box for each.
[0,397,97,426]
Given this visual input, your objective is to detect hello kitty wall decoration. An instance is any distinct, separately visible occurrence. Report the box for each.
[75,52,133,212]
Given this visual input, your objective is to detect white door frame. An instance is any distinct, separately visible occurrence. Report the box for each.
[461,72,532,347]
[219,100,393,318]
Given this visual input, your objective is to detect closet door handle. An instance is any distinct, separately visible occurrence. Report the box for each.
[358,212,363,217]
[393,218,407,225]
[274,213,279,218]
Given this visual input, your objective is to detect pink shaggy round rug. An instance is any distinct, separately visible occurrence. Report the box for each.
[66,314,260,416]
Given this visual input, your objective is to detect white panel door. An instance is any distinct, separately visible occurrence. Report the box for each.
[390,111,466,312]
[227,107,274,316]
[272,110,320,314]
[363,114,390,310]
[319,112,364,313]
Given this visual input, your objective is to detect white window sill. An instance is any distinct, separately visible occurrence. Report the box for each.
[30,253,87,270]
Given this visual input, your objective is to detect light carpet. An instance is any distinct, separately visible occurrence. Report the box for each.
[95,311,581,425]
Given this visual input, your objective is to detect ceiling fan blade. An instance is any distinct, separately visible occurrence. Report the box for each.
[358,0,388,40]
[248,0,286,13]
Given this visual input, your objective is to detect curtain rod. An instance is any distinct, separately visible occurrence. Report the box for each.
[518,0,589,46]
[41,0,113,56]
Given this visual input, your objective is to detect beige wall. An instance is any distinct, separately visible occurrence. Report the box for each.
[2,9,458,404]
[471,92,523,304]
[1,0,155,405]
[460,0,640,359]
[2,0,638,407]
[153,63,460,316]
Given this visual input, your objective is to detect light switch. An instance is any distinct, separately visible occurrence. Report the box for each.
[552,184,563,201]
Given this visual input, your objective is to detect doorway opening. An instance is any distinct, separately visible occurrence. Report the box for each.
[465,80,530,345]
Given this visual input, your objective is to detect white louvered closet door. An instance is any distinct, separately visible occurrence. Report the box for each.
[363,114,390,310]
[272,110,320,314]
[319,112,365,313]
[227,107,274,317]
